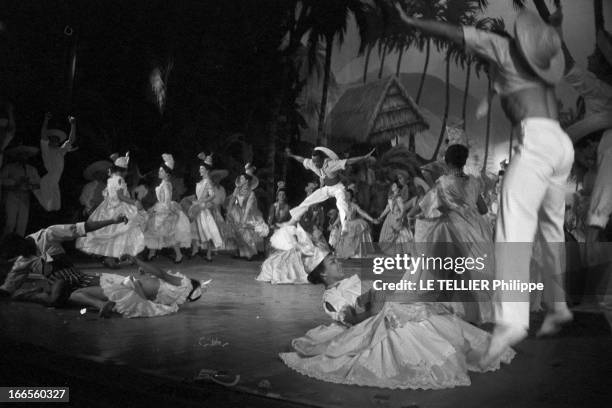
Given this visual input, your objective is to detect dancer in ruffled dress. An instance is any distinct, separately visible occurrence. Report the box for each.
[376,181,414,255]
[144,154,191,263]
[279,262,515,390]
[412,145,493,324]
[227,163,269,260]
[80,160,111,218]
[333,188,377,259]
[70,255,209,318]
[256,224,329,284]
[267,181,291,231]
[188,153,223,261]
[76,153,146,268]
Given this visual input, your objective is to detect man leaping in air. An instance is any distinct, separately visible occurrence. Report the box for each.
[285,147,375,235]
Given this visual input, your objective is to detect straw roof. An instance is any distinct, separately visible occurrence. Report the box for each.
[326,76,428,145]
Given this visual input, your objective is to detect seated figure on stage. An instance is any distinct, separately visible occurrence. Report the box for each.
[284,147,375,235]
[69,255,209,318]
[256,224,329,285]
[279,259,515,390]
[0,215,128,307]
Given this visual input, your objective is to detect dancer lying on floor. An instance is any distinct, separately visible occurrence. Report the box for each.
[69,255,209,318]
[0,215,128,306]
[279,256,515,390]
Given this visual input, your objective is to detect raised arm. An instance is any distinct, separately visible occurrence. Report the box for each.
[393,3,464,47]
[345,148,376,167]
[285,148,305,164]
[40,112,51,141]
[67,116,76,145]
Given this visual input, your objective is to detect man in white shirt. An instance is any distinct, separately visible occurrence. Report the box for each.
[285,147,375,234]
[0,215,128,306]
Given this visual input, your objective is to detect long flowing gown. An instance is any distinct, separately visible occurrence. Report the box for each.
[144,180,191,249]
[334,203,373,259]
[414,174,494,324]
[256,225,328,284]
[190,177,223,249]
[379,195,414,255]
[279,275,515,390]
[76,175,146,257]
[227,188,269,258]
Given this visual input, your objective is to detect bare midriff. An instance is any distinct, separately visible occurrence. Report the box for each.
[500,86,559,126]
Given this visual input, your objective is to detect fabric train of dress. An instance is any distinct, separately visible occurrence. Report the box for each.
[280,275,515,390]
[256,225,327,284]
[413,174,494,324]
[76,175,146,257]
[144,180,191,249]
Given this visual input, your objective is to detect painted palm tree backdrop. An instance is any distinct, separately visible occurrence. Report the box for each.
[0,0,609,200]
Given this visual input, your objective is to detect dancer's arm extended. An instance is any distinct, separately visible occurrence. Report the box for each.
[40,112,51,141]
[124,255,183,287]
[284,148,305,164]
[345,149,376,166]
[67,116,76,146]
[1,103,15,152]
[44,215,127,242]
[392,2,463,46]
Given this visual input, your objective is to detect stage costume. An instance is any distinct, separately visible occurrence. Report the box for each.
[280,275,515,390]
[414,173,494,324]
[379,194,414,255]
[144,155,192,250]
[76,154,146,258]
[289,147,350,232]
[34,135,74,212]
[256,225,328,284]
[333,202,373,259]
[99,271,199,318]
[227,164,269,259]
[1,157,40,236]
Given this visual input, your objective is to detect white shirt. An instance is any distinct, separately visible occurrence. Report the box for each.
[303,158,347,186]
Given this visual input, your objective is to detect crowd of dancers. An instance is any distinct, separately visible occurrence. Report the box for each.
[1,4,612,391]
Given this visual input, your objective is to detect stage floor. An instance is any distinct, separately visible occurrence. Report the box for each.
[1,255,612,408]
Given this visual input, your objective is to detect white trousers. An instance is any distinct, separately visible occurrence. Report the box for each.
[290,184,348,230]
[495,118,574,330]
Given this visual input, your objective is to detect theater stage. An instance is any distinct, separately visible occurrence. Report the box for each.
[1,255,612,408]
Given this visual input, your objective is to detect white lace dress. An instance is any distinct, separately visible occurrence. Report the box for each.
[280,275,515,389]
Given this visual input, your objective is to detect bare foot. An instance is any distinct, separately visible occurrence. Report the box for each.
[536,309,573,337]
[480,324,526,368]
[99,301,116,318]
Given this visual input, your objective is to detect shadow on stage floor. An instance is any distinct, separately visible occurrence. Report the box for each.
[1,255,612,408]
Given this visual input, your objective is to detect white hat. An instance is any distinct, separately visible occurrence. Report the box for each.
[566,111,612,143]
[197,152,213,166]
[413,177,430,192]
[162,153,175,170]
[514,9,565,85]
[313,146,339,160]
[111,152,129,169]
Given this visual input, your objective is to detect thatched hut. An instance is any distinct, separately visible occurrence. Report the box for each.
[325,76,428,150]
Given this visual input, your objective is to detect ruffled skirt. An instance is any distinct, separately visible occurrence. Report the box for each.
[379,213,414,255]
[280,302,515,390]
[144,202,191,249]
[256,248,310,284]
[334,219,373,259]
[76,198,146,257]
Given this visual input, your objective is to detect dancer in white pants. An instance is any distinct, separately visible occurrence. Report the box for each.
[392,4,573,363]
[285,147,374,234]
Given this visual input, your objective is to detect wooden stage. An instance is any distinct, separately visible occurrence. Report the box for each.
[1,255,612,408]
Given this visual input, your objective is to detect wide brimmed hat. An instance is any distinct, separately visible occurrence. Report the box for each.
[597,30,612,67]
[514,9,564,85]
[235,163,259,190]
[46,129,68,143]
[210,169,229,184]
[4,145,39,159]
[83,160,112,180]
[313,146,339,160]
[161,153,175,170]
[566,111,612,143]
